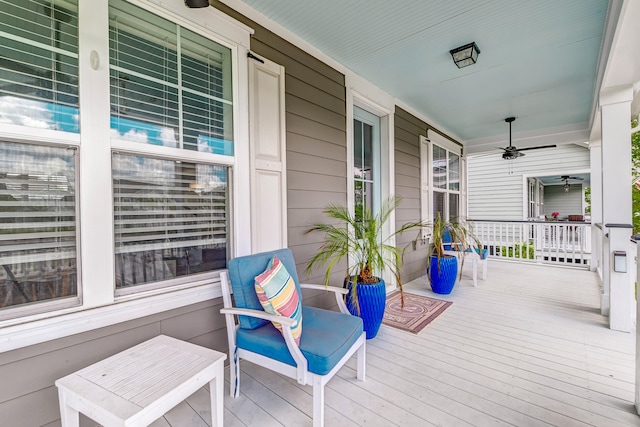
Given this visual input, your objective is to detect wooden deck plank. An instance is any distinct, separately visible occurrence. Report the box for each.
[167,260,640,427]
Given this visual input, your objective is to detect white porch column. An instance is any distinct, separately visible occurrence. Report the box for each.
[600,85,633,332]
[589,139,603,269]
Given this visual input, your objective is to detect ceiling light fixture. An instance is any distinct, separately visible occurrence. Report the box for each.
[449,42,480,68]
[564,182,570,192]
[184,0,209,8]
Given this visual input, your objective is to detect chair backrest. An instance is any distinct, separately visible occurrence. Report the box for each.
[568,214,584,222]
[227,248,302,330]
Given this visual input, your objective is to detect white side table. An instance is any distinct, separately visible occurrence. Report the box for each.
[55,335,226,427]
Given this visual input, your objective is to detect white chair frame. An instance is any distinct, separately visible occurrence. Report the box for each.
[220,271,366,427]
[443,249,487,287]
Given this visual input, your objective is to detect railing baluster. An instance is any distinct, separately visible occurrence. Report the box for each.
[468,220,590,268]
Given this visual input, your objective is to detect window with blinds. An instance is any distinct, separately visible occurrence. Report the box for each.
[113,153,228,290]
[0,140,78,310]
[0,0,79,133]
[108,0,233,155]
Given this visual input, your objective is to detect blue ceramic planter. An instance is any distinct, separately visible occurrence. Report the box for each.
[345,278,386,339]
[428,255,458,295]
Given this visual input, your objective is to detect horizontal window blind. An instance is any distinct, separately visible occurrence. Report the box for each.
[0,0,79,133]
[109,0,233,155]
[0,140,78,309]
[113,153,228,289]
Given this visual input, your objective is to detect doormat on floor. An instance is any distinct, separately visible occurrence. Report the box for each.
[382,291,453,334]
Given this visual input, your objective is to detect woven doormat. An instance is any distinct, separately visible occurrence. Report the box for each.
[382,291,452,334]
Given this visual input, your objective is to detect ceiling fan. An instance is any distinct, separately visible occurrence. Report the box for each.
[500,117,557,160]
[557,175,584,192]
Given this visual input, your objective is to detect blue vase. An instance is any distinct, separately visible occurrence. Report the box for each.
[345,278,386,339]
[428,255,458,294]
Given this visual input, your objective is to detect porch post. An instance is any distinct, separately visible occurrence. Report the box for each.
[589,139,603,278]
[600,84,633,332]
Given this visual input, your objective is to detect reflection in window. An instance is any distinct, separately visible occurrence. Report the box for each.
[0,140,78,310]
[354,118,374,219]
[112,153,229,290]
[109,0,233,154]
[0,0,79,132]
[432,144,447,189]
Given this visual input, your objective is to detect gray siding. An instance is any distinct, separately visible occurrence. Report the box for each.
[544,184,584,218]
[221,6,349,307]
[0,300,224,426]
[394,107,429,283]
[467,144,590,220]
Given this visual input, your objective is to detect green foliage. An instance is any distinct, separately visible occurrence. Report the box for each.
[305,195,424,310]
[584,186,591,215]
[499,241,535,259]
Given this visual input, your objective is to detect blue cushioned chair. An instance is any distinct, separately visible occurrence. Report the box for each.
[220,248,366,427]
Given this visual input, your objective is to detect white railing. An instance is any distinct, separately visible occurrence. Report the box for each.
[470,220,592,268]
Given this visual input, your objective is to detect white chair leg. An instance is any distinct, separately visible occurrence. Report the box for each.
[472,256,478,287]
[482,258,488,280]
[357,338,366,381]
[230,349,240,398]
[313,377,324,427]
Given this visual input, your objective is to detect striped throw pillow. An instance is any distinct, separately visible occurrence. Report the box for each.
[254,256,303,345]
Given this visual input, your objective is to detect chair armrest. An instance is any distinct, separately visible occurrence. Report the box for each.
[300,283,348,295]
[220,307,308,382]
[299,283,350,314]
[220,307,296,327]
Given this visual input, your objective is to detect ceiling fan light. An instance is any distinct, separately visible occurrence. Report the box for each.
[564,182,570,192]
[450,42,480,68]
[184,0,209,8]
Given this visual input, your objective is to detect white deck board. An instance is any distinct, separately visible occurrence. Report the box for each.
[160,260,639,426]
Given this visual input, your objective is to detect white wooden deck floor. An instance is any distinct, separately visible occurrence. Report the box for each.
[154,260,640,427]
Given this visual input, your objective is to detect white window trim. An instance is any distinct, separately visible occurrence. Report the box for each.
[345,73,396,286]
[0,0,253,351]
[423,130,465,223]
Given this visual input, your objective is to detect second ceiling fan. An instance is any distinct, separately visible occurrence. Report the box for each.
[501,117,557,160]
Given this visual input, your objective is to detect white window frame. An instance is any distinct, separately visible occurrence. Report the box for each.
[422,129,465,225]
[0,0,253,352]
[345,72,395,285]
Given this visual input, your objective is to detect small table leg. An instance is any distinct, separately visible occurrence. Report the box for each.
[209,364,224,427]
[58,390,79,427]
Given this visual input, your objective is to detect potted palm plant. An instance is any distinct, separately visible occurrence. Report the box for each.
[305,196,424,339]
[428,213,480,294]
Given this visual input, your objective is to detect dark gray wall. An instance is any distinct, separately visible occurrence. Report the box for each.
[394,107,429,283]
[0,300,224,426]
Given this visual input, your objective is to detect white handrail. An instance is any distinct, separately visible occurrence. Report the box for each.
[469,220,592,268]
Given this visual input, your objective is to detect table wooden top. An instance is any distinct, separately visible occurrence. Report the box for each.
[55,335,226,420]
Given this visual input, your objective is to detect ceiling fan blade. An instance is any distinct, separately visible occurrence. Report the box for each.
[516,144,557,152]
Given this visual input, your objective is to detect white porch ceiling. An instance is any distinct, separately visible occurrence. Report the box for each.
[234,0,613,153]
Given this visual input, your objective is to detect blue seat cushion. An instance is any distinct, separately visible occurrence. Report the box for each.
[236,306,363,375]
[227,249,302,330]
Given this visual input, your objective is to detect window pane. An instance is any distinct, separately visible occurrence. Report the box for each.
[0,0,79,132]
[433,191,444,220]
[0,140,78,310]
[113,153,229,289]
[448,152,459,191]
[353,119,363,179]
[432,145,447,189]
[449,193,459,220]
[109,0,234,154]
